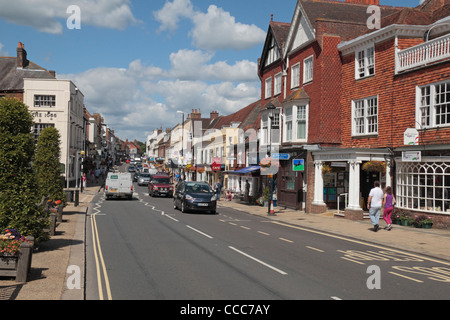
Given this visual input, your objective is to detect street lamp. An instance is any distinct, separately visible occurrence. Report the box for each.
[266,103,276,216]
[177,111,185,178]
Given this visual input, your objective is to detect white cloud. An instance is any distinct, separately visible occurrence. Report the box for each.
[153,0,266,51]
[59,57,260,141]
[153,0,193,33]
[190,5,266,51]
[0,0,139,34]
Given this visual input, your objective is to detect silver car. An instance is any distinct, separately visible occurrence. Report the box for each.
[138,173,152,186]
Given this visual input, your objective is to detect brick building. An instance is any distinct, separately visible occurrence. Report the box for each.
[311,0,450,227]
[258,0,400,210]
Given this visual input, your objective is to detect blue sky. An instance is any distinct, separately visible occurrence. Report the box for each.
[0,0,421,142]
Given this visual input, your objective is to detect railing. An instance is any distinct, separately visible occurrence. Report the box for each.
[396,33,450,73]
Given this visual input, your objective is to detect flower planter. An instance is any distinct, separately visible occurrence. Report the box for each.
[414,223,433,229]
[0,239,33,282]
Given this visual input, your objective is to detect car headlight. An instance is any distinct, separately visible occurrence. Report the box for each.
[185,195,194,201]
[211,195,217,201]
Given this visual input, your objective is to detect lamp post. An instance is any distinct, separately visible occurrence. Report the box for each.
[267,103,276,216]
[177,111,184,179]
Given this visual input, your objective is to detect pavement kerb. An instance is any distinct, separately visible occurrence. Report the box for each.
[217,200,450,263]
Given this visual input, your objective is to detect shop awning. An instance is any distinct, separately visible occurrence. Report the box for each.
[232,166,261,174]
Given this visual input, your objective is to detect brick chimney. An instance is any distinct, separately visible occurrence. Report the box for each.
[210,110,219,120]
[345,0,380,5]
[191,109,202,119]
[17,42,28,69]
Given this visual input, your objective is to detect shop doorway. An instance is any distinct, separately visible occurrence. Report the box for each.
[360,170,380,211]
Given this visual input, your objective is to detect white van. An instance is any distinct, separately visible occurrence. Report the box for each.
[105,172,134,200]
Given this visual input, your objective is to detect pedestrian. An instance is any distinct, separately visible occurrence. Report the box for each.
[367,181,384,232]
[82,173,87,189]
[245,179,250,203]
[215,181,222,201]
[383,186,396,231]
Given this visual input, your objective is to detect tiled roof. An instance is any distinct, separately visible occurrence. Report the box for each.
[301,0,401,29]
[0,57,55,92]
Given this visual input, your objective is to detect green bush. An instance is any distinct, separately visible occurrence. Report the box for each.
[0,98,49,242]
[34,126,65,206]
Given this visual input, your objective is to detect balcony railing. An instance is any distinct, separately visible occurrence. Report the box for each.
[396,33,450,73]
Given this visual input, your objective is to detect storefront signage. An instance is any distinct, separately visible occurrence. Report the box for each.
[272,153,290,160]
[293,159,305,172]
[402,151,422,162]
[211,157,222,171]
[404,128,419,146]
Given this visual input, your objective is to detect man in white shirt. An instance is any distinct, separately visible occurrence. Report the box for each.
[367,181,384,232]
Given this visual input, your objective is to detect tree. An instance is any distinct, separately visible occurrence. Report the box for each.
[34,126,65,205]
[0,98,49,241]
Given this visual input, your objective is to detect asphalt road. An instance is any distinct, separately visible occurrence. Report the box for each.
[85,175,450,301]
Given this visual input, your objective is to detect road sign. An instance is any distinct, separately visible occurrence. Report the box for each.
[272,153,290,160]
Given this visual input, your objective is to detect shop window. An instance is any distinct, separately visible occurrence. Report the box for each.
[397,161,450,214]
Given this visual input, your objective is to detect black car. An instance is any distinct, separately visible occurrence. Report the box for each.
[173,181,217,214]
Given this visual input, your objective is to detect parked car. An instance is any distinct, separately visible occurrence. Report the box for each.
[148,174,173,197]
[128,165,135,172]
[173,181,217,214]
[105,173,133,200]
[138,173,152,186]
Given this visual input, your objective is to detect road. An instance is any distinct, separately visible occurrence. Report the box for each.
[85,170,450,301]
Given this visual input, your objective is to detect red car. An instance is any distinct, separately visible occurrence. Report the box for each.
[148,174,173,197]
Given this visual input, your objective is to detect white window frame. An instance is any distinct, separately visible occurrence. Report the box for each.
[303,55,314,84]
[291,63,300,89]
[355,45,375,79]
[274,72,282,96]
[34,95,56,108]
[265,77,272,99]
[283,104,309,143]
[416,80,450,129]
[397,160,450,215]
[352,96,378,136]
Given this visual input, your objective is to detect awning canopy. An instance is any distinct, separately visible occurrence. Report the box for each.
[231,166,261,174]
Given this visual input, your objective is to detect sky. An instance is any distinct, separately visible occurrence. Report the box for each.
[0,0,422,142]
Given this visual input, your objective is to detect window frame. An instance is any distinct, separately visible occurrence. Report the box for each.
[417,80,450,129]
[303,55,314,84]
[291,63,300,89]
[355,45,375,79]
[351,96,379,137]
[265,77,272,99]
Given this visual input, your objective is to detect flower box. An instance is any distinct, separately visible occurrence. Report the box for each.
[0,238,34,282]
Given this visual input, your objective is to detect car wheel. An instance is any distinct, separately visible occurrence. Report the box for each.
[173,200,177,210]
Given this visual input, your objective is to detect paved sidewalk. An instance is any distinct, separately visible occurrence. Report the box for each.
[218,200,450,263]
[0,184,100,300]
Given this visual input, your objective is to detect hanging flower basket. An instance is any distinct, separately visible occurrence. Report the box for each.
[322,164,332,175]
[362,161,386,173]
[197,167,205,174]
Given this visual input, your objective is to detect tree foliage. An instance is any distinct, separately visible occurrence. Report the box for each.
[0,98,49,242]
[34,126,65,205]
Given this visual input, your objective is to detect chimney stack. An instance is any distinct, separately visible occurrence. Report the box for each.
[210,111,219,120]
[17,42,28,69]
[191,108,202,119]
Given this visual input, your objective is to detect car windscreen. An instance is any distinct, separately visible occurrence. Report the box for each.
[140,174,151,178]
[185,184,213,193]
[151,178,170,184]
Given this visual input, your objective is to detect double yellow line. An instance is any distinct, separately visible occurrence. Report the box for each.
[91,214,113,300]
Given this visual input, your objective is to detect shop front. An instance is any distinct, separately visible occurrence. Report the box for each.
[311,148,392,220]
[394,146,450,228]
[274,150,307,210]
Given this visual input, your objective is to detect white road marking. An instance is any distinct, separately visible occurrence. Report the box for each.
[228,246,288,276]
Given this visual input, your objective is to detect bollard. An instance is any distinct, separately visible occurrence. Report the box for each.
[74,189,79,207]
